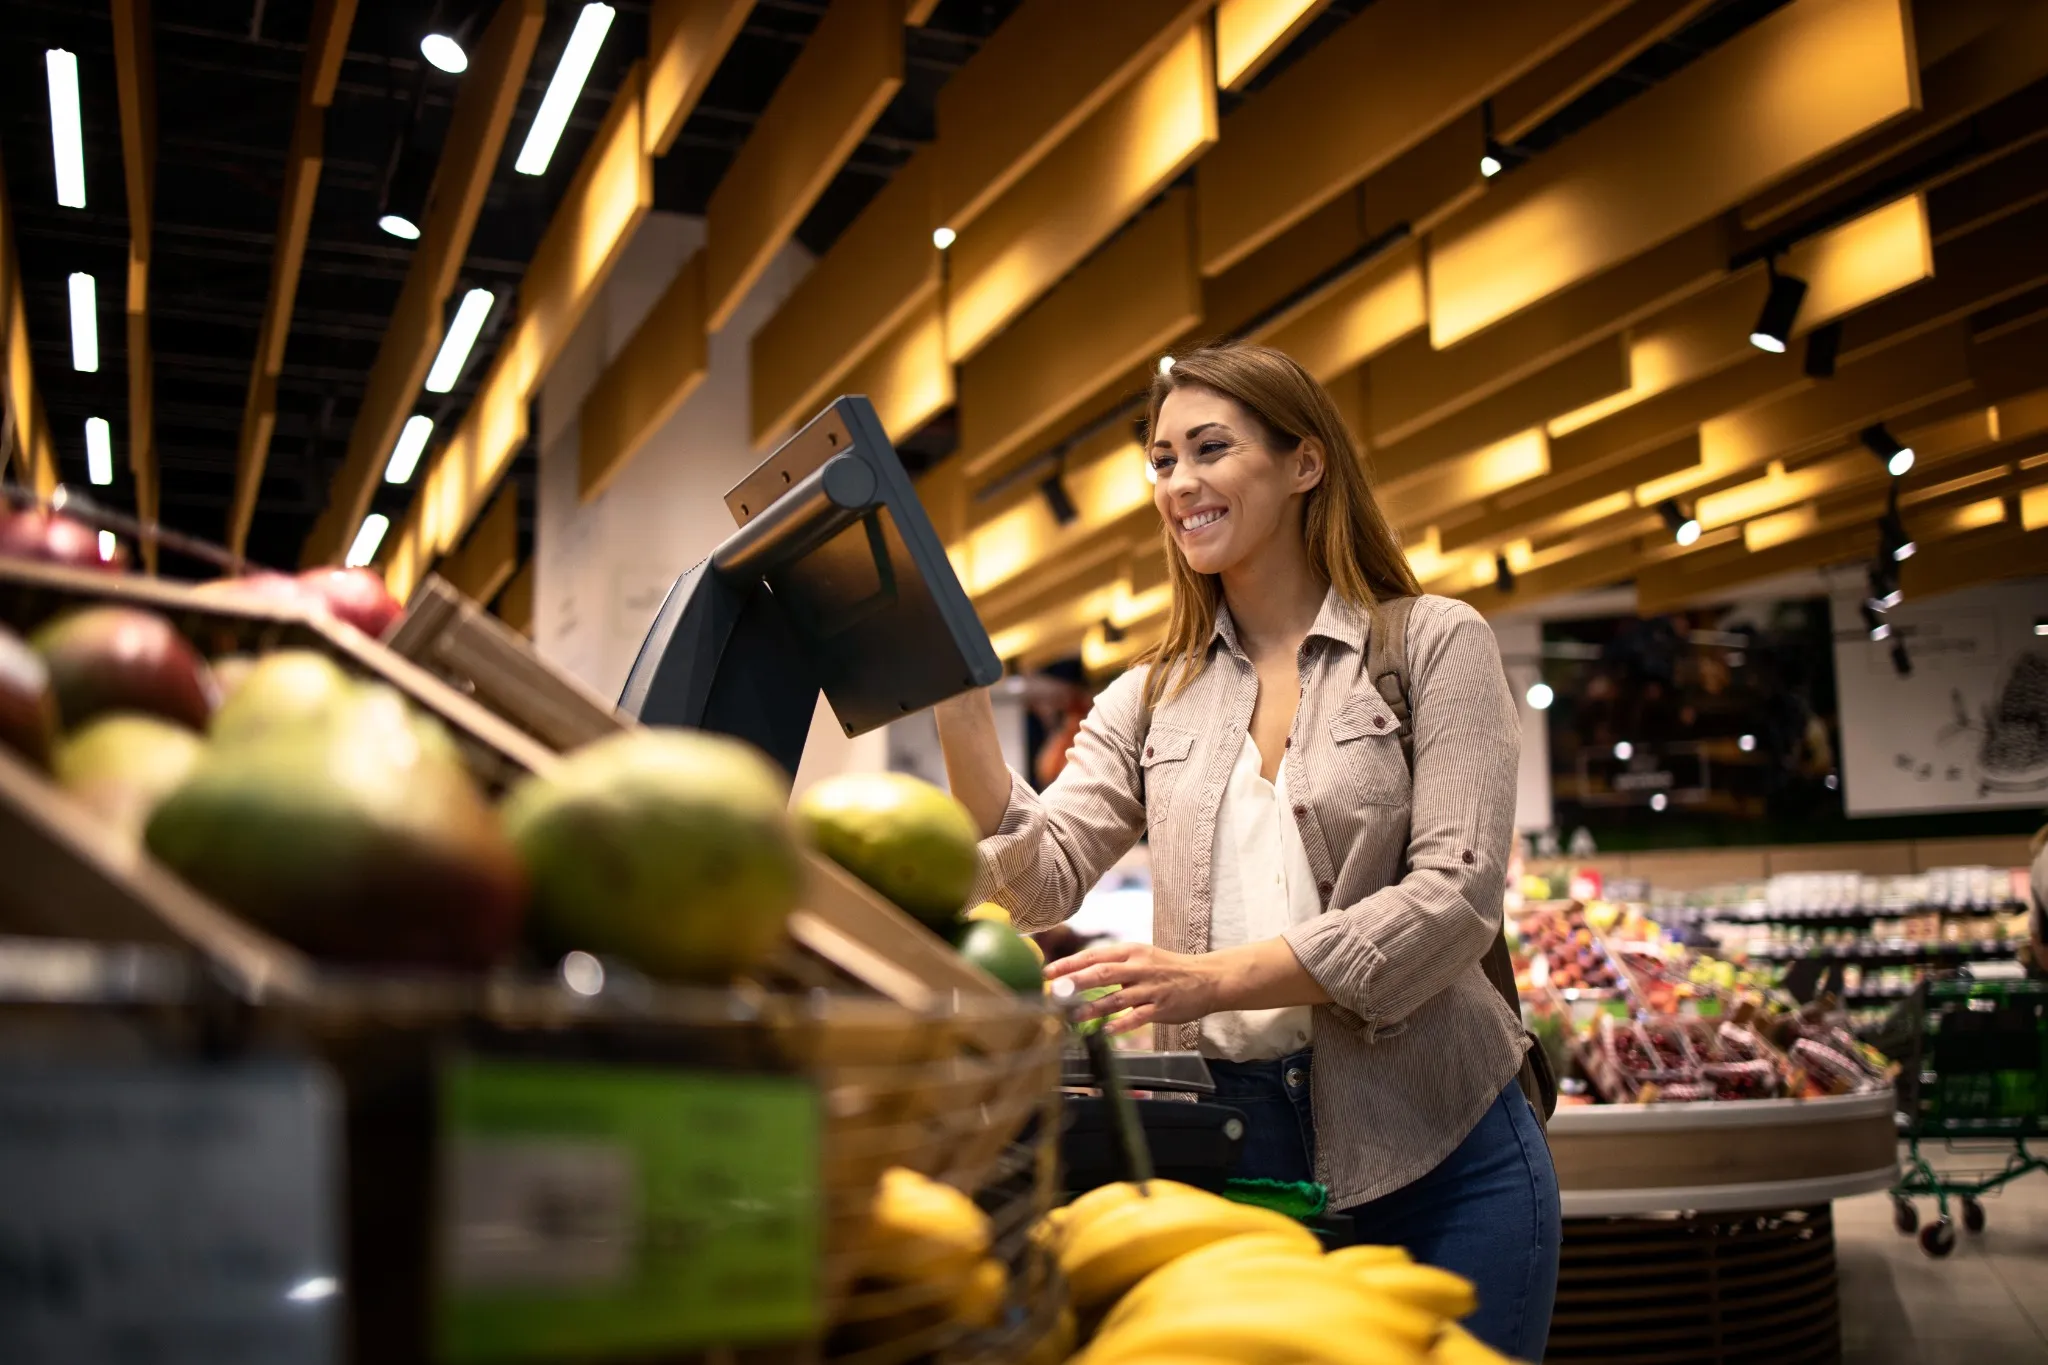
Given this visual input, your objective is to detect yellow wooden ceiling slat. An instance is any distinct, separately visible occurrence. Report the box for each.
[1739,0,2048,231]
[579,252,709,501]
[1427,0,1919,349]
[946,18,1216,364]
[644,0,752,156]
[1492,0,1720,142]
[0,147,57,496]
[110,0,158,569]
[441,478,520,606]
[750,150,939,449]
[1902,521,2048,597]
[1373,336,1631,486]
[1254,238,1426,382]
[1215,0,1336,93]
[958,190,1201,482]
[1378,429,1551,531]
[1436,432,1702,553]
[300,0,547,567]
[703,0,904,332]
[934,0,1210,233]
[229,0,355,559]
[1201,190,1365,342]
[1371,220,1727,447]
[840,295,954,444]
[1199,0,1629,276]
[1357,108,1489,241]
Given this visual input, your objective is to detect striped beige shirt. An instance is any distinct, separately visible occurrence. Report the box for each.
[971,590,1529,1207]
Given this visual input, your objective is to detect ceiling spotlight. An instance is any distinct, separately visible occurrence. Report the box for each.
[421,34,468,74]
[1825,773,1839,790]
[515,3,616,176]
[1614,741,1634,762]
[1480,145,1505,179]
[1494,553,1516,593]
[1891,640,1912,677]
[1650,792,1669,812]
[1879,506,1915,563]
[420,0,482,73]
[1039,472,1079,527]
[1738,733,1757,753]
[1860,423,1913,477]
[1659,499,1700,546]
[376,135,435,241]
[1862,602,1890,641]
[1804,321,1841,378]
[1101,617,1127,644]
[1526,681,1554,710]
[1748,262,1807,354]
[2034,617,2048,637]
[932,225,956,250]
[1157,354,1175,375]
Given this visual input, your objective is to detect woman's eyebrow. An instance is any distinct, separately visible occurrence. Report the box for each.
[1184,422,1230,440]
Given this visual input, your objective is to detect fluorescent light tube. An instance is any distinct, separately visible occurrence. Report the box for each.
[424,289,494,393]
[515,4,615,176]
[346,514,391,568]
[85,416,113,485]
[46,50,86,208]
[68,272,98,372]
[384,415,434,484]
[98,530,116,561]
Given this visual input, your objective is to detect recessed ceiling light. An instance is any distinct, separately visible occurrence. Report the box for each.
[346,514,391,568]
[68,272,98,372]
[515,4,615,176]
[384,415,435,484]
[424,289,495,393]
[85,416,113,485]
[45,50,86,208]
[421,33,469,74]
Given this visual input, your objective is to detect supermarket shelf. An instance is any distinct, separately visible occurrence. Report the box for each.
[1743,941,2014,962]
[1547,1088,1894,1135]
[1702,905,2018,924]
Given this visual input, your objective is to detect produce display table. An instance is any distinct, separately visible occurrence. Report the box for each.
[1545,1091,1899,1365]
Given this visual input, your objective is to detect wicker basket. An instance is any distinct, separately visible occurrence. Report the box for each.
[0,559,1070,1364]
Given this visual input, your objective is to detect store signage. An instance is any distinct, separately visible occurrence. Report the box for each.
[436,1058,822,1362]
[1833,578,2048,815]
[0,1061,342,1365]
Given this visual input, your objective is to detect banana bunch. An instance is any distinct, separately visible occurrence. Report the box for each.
[1027,1181,1526,1365]
[849,1166,1009,1332]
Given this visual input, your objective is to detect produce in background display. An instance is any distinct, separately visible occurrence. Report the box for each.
[31,606,218,731]
[53,714,206,840]
[147,680,526,968]
[504,729,802,982]
[0,625,56,768]
[795,771,980,930]
[1033,1181,1519,1364]
[1516,903,1623,993]
[209,651,363,748]
[195,566,405,638]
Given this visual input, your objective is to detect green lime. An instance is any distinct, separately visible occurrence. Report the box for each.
[955,919,1046,994]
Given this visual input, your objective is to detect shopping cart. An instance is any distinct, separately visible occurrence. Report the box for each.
[1874,976,2048,1256]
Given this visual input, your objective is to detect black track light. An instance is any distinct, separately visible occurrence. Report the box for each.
[1880,506,1915,563]
[377,135,435,240]
[1477,100,1519,179]
[1861,602,1890,641]
[1494,553,1516,594]
[1867,557,1902,613]
[1860,423,1914,477]
[1804,321,1841,378]
[1040,472,1078,527]
[1659,499,1701,546]
[1102,618,1127,644]
[1891,639,1912,677]
[1749,262,1807,354]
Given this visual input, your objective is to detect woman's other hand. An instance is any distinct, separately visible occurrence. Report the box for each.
[1044,941,1224,1036]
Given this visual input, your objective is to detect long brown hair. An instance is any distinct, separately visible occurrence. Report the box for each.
[1138,342,1420,704]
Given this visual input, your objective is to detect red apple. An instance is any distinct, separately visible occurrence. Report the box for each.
[0,624,57,768]
[297,567,403,639]
[0,509,123,571]
[30,606,217,731]
[194,572,320,613]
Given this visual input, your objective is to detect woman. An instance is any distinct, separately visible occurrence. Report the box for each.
[935,343,1560,1359]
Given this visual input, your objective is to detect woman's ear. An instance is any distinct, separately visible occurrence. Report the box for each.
[1295,439,1326,493]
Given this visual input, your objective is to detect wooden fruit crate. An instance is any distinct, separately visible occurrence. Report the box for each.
[0,559,1066,1364]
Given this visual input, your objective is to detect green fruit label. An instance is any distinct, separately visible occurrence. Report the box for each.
[436,1058,821,1362]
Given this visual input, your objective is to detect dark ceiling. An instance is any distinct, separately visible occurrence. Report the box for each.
[1,0,1017,577]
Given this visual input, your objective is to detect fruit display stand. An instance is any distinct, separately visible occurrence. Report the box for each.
[0,559,1070,1364]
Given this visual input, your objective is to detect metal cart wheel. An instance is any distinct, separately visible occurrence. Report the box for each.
[1961,1196,1986,1234]
[1920,1218,1958,1257]
[1892,1195,1919,1235]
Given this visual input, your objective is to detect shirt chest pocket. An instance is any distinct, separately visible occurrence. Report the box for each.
[1326,688,1410,806]
[1140,726,1197,823]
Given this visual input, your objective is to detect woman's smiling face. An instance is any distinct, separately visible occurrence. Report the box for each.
[1149,384,1322,577]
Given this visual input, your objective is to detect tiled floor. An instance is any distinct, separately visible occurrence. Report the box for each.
[1836,1144,2048,1363]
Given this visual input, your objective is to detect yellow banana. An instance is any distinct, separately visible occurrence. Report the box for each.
[1102,1233,1330,1334]
[1353,1264,1479,1321]
[864,1166,991,1283]
[1019,1306,1077,1365]
[950,1257,1008,1329]
[1061,1179,1208,1235]
[1325,1244,1414,1271]
[1083,1298,1431,1365]
[1116,1266,1443,1355]
[1432,1324,1519,1365]
[1060,1194,1319,1310]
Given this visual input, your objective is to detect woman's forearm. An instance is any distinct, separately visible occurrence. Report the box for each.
[1212,937,1332,1011]
[934,688,1012,838]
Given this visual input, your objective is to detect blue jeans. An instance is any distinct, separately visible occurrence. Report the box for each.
[1208,1050,1562,1361]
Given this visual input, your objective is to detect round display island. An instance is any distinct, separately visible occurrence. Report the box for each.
[1544,1090,1899,1365]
